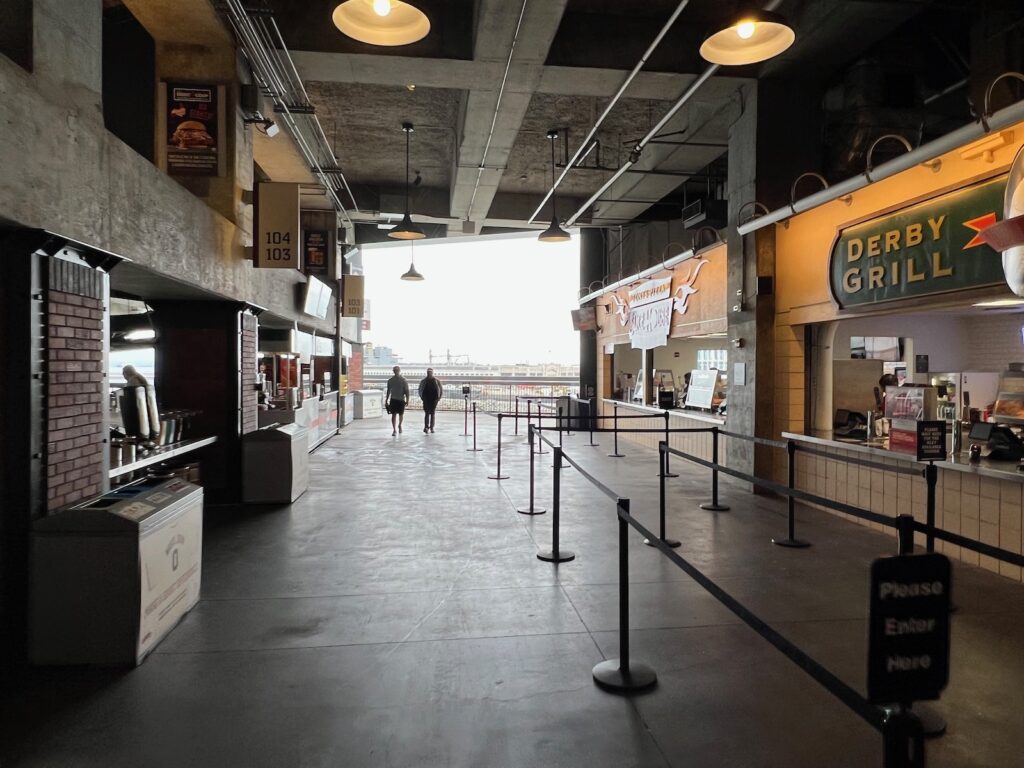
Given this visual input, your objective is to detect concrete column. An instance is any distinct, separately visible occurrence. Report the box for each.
[579,229,605,399]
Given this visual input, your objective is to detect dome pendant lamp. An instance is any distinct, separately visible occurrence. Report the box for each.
[400,242,424,281]
[388,122,426,241]
[332,0,430,47]
[699,7,795,66]
[539,129,571,243]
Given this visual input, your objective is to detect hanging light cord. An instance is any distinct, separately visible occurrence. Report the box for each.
[550,136,558,222]
[405,126,411,216]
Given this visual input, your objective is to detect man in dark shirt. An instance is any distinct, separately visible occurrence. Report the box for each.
[418,368,443,433]
[385,366,409,436]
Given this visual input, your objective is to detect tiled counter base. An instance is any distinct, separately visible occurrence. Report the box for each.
[784,432,1023,583]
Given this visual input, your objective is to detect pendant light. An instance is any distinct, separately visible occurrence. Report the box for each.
[539,129,571,243]
[699,7,795,66]
[332,0,430,47]
[400,242,424,281]
[389,122,426,241]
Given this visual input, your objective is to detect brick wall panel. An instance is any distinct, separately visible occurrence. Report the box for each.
[45,259,106,513]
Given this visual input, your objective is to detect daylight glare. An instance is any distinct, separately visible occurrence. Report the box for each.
[360,233,581,366]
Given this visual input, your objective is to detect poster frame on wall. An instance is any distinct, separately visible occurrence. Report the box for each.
[157,82,227,178]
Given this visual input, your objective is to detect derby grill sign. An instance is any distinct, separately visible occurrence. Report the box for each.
[830,177,1007,308]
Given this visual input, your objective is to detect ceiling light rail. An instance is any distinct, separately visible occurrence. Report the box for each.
[737,73,1024,238]
[220,0,359,224]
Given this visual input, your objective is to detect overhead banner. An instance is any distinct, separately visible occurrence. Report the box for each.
[162,83,223,177]
[256,183,300,269]
[342,274,364,318]
[607,258,710,349]
[830,176,1006,308]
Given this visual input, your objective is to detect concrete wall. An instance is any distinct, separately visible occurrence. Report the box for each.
[0,1,333,334]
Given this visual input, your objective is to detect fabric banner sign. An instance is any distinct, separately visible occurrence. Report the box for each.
[627,277,673,349]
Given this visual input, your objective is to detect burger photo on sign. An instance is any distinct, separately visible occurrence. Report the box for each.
[171,119,214,150]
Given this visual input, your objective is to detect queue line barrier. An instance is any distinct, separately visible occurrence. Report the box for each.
[526,427,924,767]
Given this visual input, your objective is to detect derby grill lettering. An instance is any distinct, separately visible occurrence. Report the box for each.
[829,176,1006,307]
[841,216,954,293]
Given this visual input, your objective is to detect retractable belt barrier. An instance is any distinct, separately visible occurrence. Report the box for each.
[524,428,925,767]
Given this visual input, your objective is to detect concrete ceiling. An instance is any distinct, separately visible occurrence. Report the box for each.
[248,0,981,237]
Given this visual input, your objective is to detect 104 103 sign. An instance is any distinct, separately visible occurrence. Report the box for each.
[264,231,292,261]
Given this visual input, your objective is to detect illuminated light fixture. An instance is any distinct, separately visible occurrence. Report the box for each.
[699,8,795,66]
[388,122,426,240]
[539,129,571,243]
[332,0,430,47]
[400,243,424,281]
[973,299,1024,308]
[124,328,157,341]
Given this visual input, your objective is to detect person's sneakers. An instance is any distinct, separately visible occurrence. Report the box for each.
[430,428,435,433]
[398,425,402,434]
[392,429,397,436]
[423,428,428,433]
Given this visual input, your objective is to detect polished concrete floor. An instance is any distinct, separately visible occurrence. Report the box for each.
[3,411,1024,767]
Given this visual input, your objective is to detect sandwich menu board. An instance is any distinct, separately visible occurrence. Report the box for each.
[304,230,329,275]
[161,82,224,177]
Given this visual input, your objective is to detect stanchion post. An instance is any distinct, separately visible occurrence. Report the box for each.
[537,447,574,562]
[773,440,811,548]
[593,499,657,692]
[514,396,519,436]
[555,406,566,468]
[925,462,937,553]
[462,395,469,436]
[536,406,548,455]
[518,425,546,515]
[646,443,681,549]
[883,706,925,768]
[896,513,915,555]
[700,427,730,511]
[660,411,679,478]
[467,402,483,452]
[608,404,624,458]
[588,397,599,447]
[488,414,509,480]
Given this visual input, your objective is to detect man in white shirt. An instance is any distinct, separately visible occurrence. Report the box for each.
[385,366,410,436]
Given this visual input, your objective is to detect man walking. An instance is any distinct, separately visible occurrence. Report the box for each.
[385,365,409,436]
[418,368,443,433]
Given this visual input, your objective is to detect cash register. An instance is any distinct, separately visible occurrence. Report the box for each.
[967,422,1024,461]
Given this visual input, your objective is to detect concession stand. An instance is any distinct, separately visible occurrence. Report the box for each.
[593,242,729,458]
[772,120,1024,580]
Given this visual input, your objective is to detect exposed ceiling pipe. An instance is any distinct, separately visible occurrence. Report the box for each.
[579,246,700,304]
[465,0,530,221]
[736,95,1024,236]
[221,0,358,225]
[564,0,785,228]
[527,0,693,225]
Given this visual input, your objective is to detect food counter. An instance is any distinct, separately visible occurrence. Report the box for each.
[781,429,1024,581]
[258,390,338,451]
[599,399,725,463]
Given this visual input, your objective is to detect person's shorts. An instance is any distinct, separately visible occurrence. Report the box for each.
[389,399,406,415]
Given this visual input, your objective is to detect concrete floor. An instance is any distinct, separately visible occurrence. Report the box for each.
[3,411,1024,767]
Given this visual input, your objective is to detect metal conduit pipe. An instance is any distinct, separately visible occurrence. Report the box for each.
[579,246,699,304]
[737,96,1024,236]
[563,0,785,228]
[527,0,693,225]
[466,0,530,220]
[223,0,358,224]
